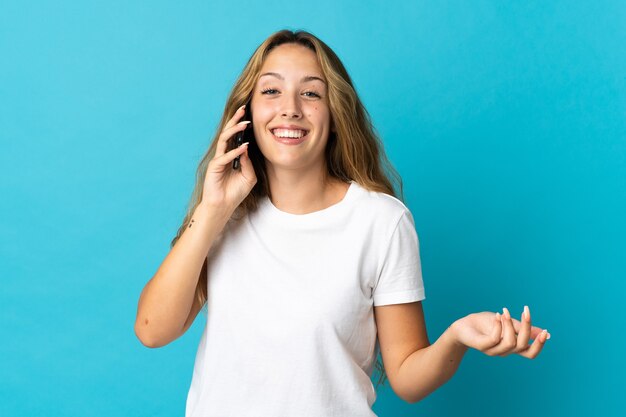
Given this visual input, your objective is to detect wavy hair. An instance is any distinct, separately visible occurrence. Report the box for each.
[170,29,404,390]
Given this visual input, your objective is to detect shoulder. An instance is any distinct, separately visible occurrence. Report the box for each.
[350,182,412,224]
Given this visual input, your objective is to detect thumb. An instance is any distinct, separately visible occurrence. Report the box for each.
[484,312,502,349]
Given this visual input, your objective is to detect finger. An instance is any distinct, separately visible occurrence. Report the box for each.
[215,121,251,158]
[509,318,549,342]
[489,307,517,357]
[508,323,550,346]
[238,144,257,182]
[509,317,522,333]
[519,329,549,359]
[514,305,532,353]
[224,104,248,130]
[530,326,550,341]
[479,312,503,354]
[210,142,250,171]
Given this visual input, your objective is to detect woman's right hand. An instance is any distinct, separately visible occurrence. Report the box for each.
[200,104,257,213]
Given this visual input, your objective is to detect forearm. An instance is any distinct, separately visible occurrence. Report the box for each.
[134,202,232,347]
[394,322,468,403]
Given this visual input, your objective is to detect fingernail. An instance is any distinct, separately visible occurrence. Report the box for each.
[540,329,548,342]
[238,120,251,124]
[241,104,246,110]
[503,307,510,319]
[495,312,501,320]
[523,305,529,321]
[240,142,249,147]
[546,330,551,340]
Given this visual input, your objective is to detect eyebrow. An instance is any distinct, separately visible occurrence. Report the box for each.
[259,72,327,85]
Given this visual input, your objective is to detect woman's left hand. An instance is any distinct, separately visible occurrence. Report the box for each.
[451,306,550,359]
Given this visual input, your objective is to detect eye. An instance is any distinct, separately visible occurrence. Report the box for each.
[303,91,322,98]
[259,88,322,98]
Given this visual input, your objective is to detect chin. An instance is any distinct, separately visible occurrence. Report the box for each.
[264,153,325,172]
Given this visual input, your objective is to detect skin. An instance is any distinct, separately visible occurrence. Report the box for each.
[375,302,550,403]
[203,42,550,404]
[250,43,348,214]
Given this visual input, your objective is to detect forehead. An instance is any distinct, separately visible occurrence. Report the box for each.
[259,43,323,79]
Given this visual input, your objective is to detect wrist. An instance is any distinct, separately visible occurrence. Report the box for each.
[447,320,469,351]
[196,201,236,221]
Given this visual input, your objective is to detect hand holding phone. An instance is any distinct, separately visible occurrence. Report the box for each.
[199,104,256,211]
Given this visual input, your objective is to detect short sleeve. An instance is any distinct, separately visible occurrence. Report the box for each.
[373,210,426,306]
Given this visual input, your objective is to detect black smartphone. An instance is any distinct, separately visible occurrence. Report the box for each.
[232,102,253,170]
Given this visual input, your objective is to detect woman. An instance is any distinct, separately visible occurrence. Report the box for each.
[135,29,550,416]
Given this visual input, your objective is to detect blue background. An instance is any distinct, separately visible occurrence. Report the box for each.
[2,1,625,416]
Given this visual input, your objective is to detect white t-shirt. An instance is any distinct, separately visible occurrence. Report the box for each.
[185,181,425,417]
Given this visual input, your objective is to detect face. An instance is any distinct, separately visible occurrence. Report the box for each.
[250,43,332,174]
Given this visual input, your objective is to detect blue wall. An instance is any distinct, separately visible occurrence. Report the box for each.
[1,1,624,416]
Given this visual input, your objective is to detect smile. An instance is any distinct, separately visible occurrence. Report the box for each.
[270,128,309,145]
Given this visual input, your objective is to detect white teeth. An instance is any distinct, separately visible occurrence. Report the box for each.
[271,128,307,138]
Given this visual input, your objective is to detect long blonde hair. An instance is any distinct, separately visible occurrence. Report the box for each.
[171,29,404,389]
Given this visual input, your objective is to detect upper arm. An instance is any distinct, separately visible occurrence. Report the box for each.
[374,301,430,396]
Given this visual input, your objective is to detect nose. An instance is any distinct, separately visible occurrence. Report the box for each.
[280,94,302,119]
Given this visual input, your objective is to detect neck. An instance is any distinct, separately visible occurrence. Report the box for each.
[265,163,348,215]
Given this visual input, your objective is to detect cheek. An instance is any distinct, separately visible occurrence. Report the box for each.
[307,106,330,123]
[252,106,272,127]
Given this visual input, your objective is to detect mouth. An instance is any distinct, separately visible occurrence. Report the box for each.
[270,128,309,145]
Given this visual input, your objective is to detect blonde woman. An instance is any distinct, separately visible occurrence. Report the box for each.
[134,29,550,416]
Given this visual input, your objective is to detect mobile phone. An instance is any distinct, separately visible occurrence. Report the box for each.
[232,102,252,170]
